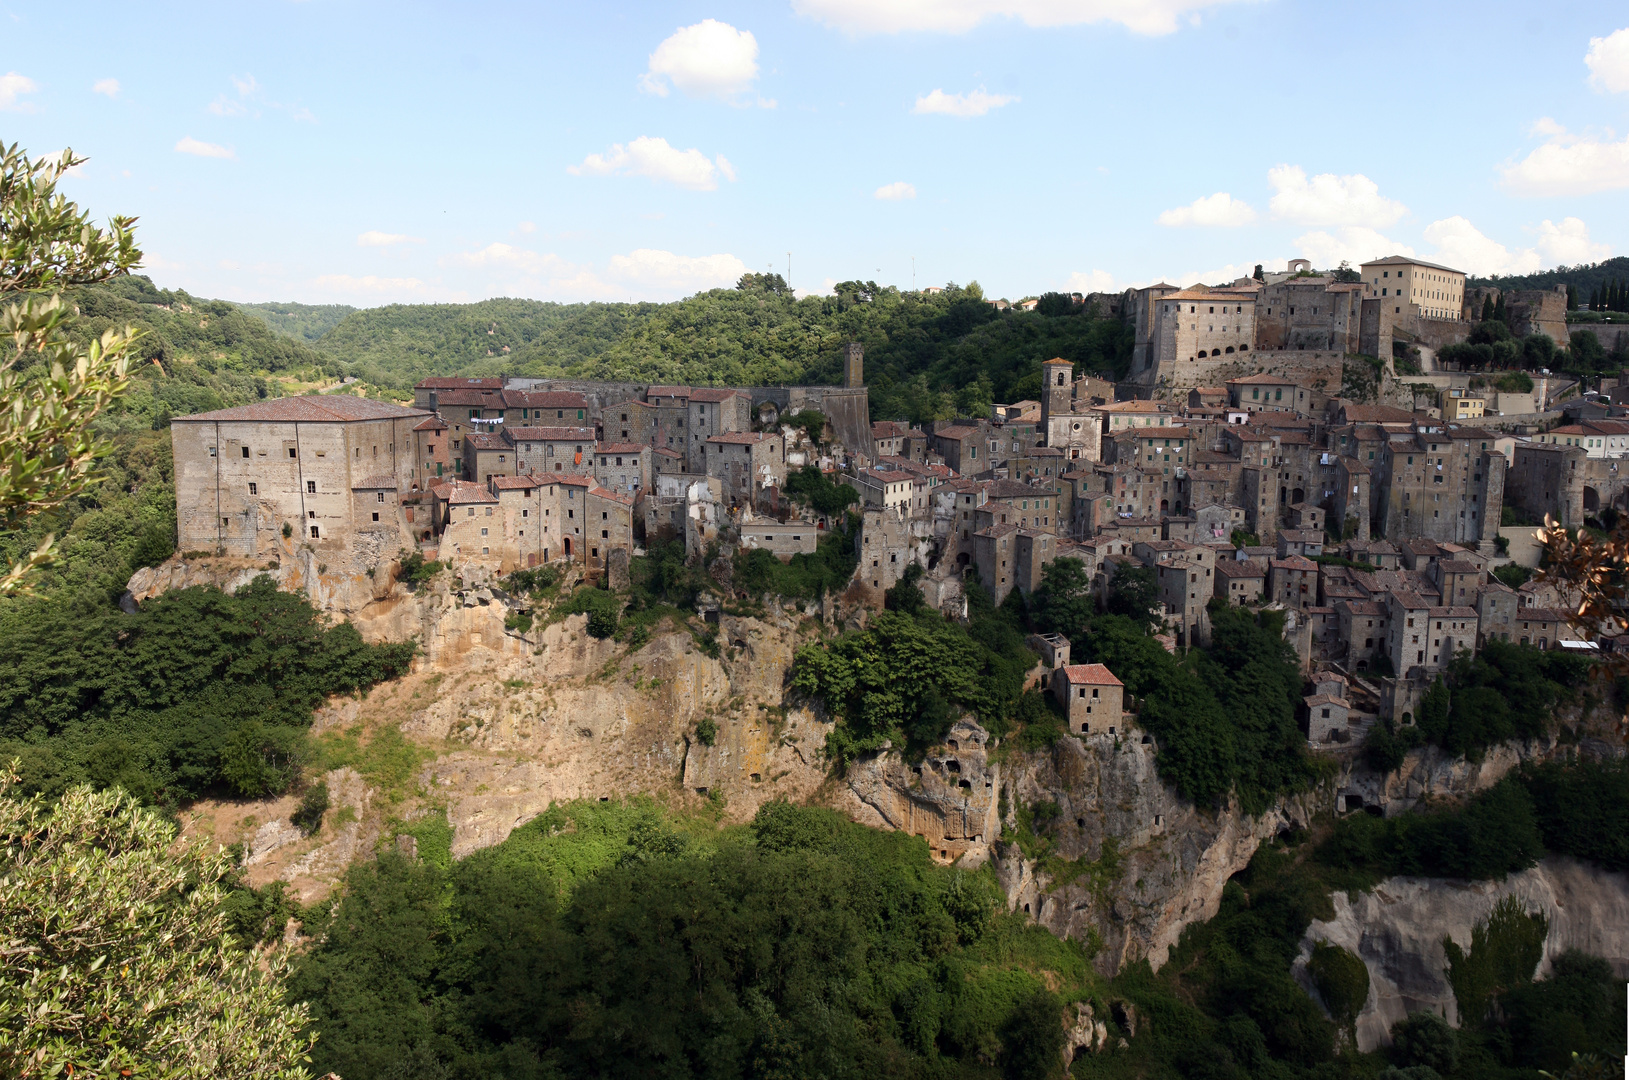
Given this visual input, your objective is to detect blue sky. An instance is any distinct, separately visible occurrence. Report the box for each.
[4,1,1628,305]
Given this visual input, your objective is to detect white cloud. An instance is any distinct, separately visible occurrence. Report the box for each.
[716,154,738,182]
[1268,165,1407,227]
[208,96,246,117]
[92,78,120,98]
[913,87,1018,117]
[1586,27,1629,93]
[0,72,38,111]
[357,230,423,247]
[568,136,733,191]
[1157,191,1256,227]
[450,243,571,277]
[639,19,761,101]
[1293,227,1410,270]
[1421,216,1612,277]
[792,0,1252,36]
[1500,122,1629,196]
[875,181,917,200]
[518,221,536,234]
[311,274,430,297]
[231,74,259,96]
[1065,270,1119,293]
[1535,216,1612,265]
[608,248,748,291]
[174,136,235,160]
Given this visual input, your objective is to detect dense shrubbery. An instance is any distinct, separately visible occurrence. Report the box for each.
[1079,605,1319,813]
[1521,756,1629,872]
[0,576,414,802]
[290,799,1092,1080]
[733,527,859,602]
[792,592,1036,762]
[1316,779,1545,883]
[781,464,859,516]
[1364,643,1589,768]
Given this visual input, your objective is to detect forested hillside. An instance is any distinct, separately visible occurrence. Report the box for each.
[236,300,357,343]
[306,277,1135,423]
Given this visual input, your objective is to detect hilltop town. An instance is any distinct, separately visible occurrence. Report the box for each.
[167,254,1627,763]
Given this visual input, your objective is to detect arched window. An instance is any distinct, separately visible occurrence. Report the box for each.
[1224,346,1235,354]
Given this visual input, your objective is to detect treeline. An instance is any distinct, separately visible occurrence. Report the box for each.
[235,299,357,343]
[294,279,1134,423]
[291,799,1093,1080]
[1467,254,1629,297]
[0,576,413,804]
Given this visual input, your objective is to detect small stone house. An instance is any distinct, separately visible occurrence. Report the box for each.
[1052,663,1124,735]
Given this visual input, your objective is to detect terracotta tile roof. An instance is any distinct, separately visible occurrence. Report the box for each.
[595,442,646,454]
[1304,694,1350,708]
[415,377,503,390]
[435,480,498,504]
[412,415,448,431]
[492,475,541,490]
[653,446,684,458]
[933,425,979,439]
[506,426,596,441]
[1058,663,1123,686]
[351,474,397,489]
[503,390,588,408]
[432,389,508,407]
[975,522,1021,538]
[557,474,595,487]
[174,396,431,424]
[465,432,512,450]
[688,387,744,402]
[646,386,691,398]
[591,487,635,506]
[1361,254,1464,274]
[1217,560,1264,578]
[1271,555,1319,571]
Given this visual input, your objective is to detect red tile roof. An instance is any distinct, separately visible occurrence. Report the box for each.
[416,377,503,390]
[503,390,588,408]
[506,426,596,441]
[351,474,398,489]
[412,415,448,431]
[1058,663,1123,686]
[595,442,646,454]
[688,387,744,402]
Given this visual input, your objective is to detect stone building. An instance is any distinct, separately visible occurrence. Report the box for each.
[704,431,786,508]
[1373,427,1505,546]
[171,395,430,557]
[510,426,598,477]
[1051,663,1124,736]
[1254,274,1363,354]
[592,442,649,495]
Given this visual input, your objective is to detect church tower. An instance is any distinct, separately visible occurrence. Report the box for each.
[1040,357,1073,446]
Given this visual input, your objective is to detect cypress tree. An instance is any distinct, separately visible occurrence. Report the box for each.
[1590,286,1600,311]
[1493,293,1507,324]
[1567,283,1577,311]
[1481,295,1495,322]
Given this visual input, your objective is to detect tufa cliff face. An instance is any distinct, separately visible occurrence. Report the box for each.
[1296,856,1629,1052]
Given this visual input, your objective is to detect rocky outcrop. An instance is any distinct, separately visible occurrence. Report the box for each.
[1297,855,1629,1051]
[838,720,1000,866]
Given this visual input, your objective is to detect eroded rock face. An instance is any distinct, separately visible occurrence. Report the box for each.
[838,720,1000,867]
[1297,855,1629,1051]
[990,733,1285,974]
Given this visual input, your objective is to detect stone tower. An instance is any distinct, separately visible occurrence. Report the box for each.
[843,342,864,388]
[1040,357,1074,446]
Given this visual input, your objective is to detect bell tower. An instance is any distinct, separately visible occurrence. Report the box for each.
[1040,357,1073,446]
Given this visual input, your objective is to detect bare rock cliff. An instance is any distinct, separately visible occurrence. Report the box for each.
[1296,856,1629,1052]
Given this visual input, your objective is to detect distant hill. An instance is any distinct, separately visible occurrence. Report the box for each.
[60,275,339,431]
[1468,256,1629,295]
[237,300,356,343]
[316,298,658,389]
[306,282,1134,423]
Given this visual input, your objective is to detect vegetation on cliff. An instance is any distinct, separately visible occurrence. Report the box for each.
[290,799,1093,1080]
[0,575,414,804]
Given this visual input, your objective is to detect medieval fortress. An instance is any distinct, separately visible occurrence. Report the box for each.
[172,255,1614,751]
